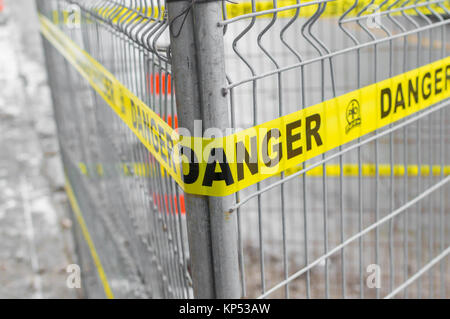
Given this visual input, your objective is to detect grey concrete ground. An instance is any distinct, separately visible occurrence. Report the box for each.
[0,0,79,298]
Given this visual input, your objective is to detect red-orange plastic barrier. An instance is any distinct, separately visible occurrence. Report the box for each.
[152,192,186,215]
[147,73,172,95]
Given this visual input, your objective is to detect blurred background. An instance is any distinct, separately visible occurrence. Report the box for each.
[0,0,78,298]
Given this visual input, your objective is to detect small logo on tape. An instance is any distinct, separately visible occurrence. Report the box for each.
[345,99,361,134]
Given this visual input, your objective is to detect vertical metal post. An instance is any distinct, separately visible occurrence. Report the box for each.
[167,0,241,299]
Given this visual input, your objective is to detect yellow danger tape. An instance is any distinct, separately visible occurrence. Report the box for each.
[52,0,450,25]
[65,175,114,299]
[223,0,450,19]
[292,164,450,177]
[40,14,450,197]
[76,162,450,178]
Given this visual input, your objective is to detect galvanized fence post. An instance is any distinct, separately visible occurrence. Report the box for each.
[167,1,241,299]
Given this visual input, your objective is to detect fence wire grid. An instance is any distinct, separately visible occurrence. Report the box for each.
[37,0,449,299]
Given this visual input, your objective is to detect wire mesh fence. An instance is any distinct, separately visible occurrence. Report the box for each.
[222,0,450,299]
[37,0,449,299]
[37,0,191,298]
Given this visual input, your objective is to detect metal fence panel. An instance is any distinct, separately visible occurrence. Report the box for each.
[221,0,449,299]
[37,0,192,298]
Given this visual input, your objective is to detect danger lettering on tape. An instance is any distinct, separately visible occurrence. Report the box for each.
[39,13,450,196]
